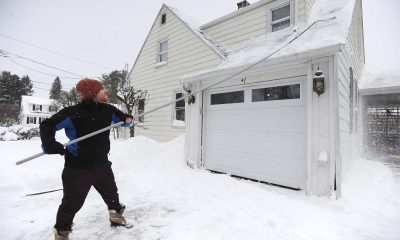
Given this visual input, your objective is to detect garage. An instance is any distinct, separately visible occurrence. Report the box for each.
[202,77,307,189]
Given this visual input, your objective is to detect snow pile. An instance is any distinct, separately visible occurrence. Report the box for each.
[0,135,399,239]
[0,125,40,141]
[2,131,18,141]
[360,68,400,89]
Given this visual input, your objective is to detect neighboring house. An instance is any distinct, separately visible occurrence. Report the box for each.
[129,0,365,197]
[20,95,54,126]
[359,70,400,157]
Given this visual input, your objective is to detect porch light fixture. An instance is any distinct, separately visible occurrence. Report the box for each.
[313,69,325,96]
[183,83,195,105]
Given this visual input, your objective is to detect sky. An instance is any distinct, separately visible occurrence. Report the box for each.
[0,0,399,97]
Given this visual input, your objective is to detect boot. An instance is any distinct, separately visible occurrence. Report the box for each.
[109,204,127,227]
[54,228,71,240]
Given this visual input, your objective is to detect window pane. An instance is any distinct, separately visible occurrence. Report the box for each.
[159,53,167,62]
[272,19,290,32]
[175,93,185,108]
[138,99,145,122]
[252,84,300,102]
[272,5,290,22]
[161,14,166,24]
[176,109,185,121]
[211,90,244,105]
[160,41,167,52]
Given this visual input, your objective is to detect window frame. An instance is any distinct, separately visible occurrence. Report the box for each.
[156,39,168,66]
[138,99,145,123]
[267,0,294,33]
[171,91,185,128]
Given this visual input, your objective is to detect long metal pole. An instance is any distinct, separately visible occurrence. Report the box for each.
[16,17,336,166]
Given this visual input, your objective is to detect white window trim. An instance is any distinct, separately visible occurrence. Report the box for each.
[171,91,185,128]
[266,0,295,33]
[156,38,168,65]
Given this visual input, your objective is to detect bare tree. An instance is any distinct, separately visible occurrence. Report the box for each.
[101,69,148,137]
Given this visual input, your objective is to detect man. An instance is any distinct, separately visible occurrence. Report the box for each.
[40,78,133,240]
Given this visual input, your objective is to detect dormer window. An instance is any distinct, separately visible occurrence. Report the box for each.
[32,104,42,111]
[161,13,167,24]
[267,1,293,33]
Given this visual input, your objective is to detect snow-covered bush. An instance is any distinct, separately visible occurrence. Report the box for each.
[2,132,18,141]
[0,125,40,140]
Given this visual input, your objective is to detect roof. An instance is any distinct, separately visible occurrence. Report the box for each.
[21,95,53,115]
[166,5,227,58]
[180,0,356,82]
[359,69,400,95]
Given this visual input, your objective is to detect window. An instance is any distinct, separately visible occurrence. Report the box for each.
[161,13,167,24]
[210,90,244,105]
[158,40,168,63]
[32,104,42,111]
[252,84,300,102]
[174,92,185,123]
[26,117,36,124]
[138,99,145,123]
[268,1,293,32]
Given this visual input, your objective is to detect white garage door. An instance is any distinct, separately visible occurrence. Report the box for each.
[203,77,307,189]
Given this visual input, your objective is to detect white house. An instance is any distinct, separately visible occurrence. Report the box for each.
[129,0,365,197]
[20,95,54,126]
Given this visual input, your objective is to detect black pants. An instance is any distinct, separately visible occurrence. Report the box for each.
[54,162,121,230]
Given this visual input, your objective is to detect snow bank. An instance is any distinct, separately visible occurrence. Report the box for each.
[0,125,40,141]
[0,135,399,240]
[2,132,18,141]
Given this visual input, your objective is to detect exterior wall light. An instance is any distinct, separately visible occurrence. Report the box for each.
[313,69,325,96]
[183,83,195,105]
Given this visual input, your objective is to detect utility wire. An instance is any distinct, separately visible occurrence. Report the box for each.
[0,33,114,70]
[0,48,100,79]
[1,49,84,77]
[4,56,83,80]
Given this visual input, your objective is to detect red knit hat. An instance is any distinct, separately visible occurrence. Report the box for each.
[76,78,104,100]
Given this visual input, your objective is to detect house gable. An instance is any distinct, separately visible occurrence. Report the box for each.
[130,4,224,142]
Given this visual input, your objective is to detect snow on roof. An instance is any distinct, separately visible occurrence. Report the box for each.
[166,5,228,58]
[180,0,356,81]
[360,69,400,90]
[21,95,53,115]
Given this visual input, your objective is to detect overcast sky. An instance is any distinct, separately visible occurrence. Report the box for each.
[1,0,399,97]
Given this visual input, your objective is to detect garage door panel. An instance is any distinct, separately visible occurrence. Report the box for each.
[245,131,306,158]
[204,114,247,131]
[203,78,307,189]
[204,150,305,189]
[246,109,306,131]
[203,131,247,152]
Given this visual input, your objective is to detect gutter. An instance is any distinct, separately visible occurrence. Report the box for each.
[180,43,343,84]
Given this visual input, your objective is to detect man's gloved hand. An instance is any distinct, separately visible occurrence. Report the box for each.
[42,141,65,155]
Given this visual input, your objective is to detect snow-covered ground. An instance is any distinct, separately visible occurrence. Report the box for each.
[0,134,399,240]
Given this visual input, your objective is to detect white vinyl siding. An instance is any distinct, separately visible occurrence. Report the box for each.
[201,4,268,46]
[130,6,222,142]
[335,0,365,197]
[297,0,316,24]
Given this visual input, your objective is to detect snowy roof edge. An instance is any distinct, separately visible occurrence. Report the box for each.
[165,5,227,59]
